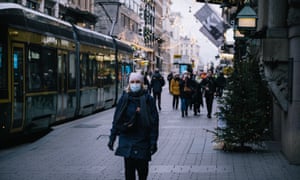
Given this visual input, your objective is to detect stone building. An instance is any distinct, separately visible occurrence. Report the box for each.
[6,0,97,28]
[256,0,300,164]
[93,0,173,73]
[217,0,300,164]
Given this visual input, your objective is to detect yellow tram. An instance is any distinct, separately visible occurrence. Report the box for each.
[0,3,134,138]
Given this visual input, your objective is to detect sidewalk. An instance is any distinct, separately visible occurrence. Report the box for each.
[0,85,299,180]
[146,86,300,180]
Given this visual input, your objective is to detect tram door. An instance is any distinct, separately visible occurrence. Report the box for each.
[11,43,25,132]
[56,50,68,120]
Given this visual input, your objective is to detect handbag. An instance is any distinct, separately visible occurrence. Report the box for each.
[184,80,192,92]
[184,86,192,92]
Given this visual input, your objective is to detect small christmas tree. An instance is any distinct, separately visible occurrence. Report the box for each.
[216,56,272,151]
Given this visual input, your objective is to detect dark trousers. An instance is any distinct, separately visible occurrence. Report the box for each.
[193,102,201,115]
[172,95,179,109]
[205,94,214,116]
[153,92,161,109]
[124,158,149,180]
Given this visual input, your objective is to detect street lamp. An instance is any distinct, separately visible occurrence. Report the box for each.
[96,0,122,36]
[236,0,257,34]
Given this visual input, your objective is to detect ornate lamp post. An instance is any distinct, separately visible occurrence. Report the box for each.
[236,0,257,35]
[96,0,122,36]
[234,0,257,63]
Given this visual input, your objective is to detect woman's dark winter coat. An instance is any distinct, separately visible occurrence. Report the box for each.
[109,90,159,161]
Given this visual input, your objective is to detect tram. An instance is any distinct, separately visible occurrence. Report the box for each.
[0,3,134,138]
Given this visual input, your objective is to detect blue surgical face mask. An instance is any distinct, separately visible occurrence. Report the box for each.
[130,83,141,92]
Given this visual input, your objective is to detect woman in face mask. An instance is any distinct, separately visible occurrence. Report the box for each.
[108,72,159,180]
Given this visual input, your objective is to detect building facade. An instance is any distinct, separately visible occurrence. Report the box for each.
[217,0,300,164]
[94,0,174,73]
[10,0,97,28]
[257,0,300,164]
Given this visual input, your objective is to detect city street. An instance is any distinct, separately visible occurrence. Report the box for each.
[0,86,300,180]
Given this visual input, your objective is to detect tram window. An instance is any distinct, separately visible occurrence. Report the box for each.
[41,48,57,90]
[13,54,18,69]
[89,55,97,86]
[68,53,76,89]
[80,54,88,87]
[27,46,57,91]
[0,45,8,95]
[86,55,93,86]
[28,48,41,91]
[92,60,97,86]
[80,53,94,87]
[102,60,115,86]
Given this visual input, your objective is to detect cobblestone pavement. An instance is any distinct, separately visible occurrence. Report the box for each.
[0,86,300,180]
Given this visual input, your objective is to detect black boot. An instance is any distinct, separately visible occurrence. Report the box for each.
[181,111,184,117]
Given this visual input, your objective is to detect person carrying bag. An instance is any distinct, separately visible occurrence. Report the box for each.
[107,72,159,180]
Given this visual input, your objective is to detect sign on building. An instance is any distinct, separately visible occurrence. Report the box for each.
[173,54,182,64]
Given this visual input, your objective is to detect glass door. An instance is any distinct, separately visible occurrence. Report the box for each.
[11,43,25,132]
[56,50,68,120]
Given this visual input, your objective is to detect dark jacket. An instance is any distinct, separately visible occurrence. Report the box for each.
[179,77,194,98]
[216,74,226,88]
[109,90,159,161]
[192,81,203,106]
[151,72,165,93]
[200,76,216,97]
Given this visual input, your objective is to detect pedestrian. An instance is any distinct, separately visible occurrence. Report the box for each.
[107,72,159,180]
[142,71,151,94]
[167,71,173,93]
[150,68,165,110]
[215,72,226,97]
[170,73,180,109]
[200,70,216,118]
[179,71,193,117]
[192,80,203,116]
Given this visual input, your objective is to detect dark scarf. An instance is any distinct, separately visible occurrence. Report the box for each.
[128,91,151,128]
[114,90,152,129]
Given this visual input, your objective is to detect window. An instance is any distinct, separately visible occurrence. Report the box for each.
[68,53,76,89]
[89,54,97,86]
[27,0,39,10]
[0,44,8,98]
[27,46,57,91]
[80,53,95,87]
[44,6,53,16]
[80,53,88,87]
[121,14,126,28]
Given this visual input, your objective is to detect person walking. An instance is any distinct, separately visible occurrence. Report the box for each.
[215,72,226,97]
[167,71,173,93]
[179,72,193,117]
[192,80,203,116]
[142,71,151,94]
[150,68,165,110]
[170,73,180,110]
[107,72,159,180]
[200,70,216,118]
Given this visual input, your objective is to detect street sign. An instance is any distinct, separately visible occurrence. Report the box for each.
[173,54,182,64]
[173,54,182,58]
